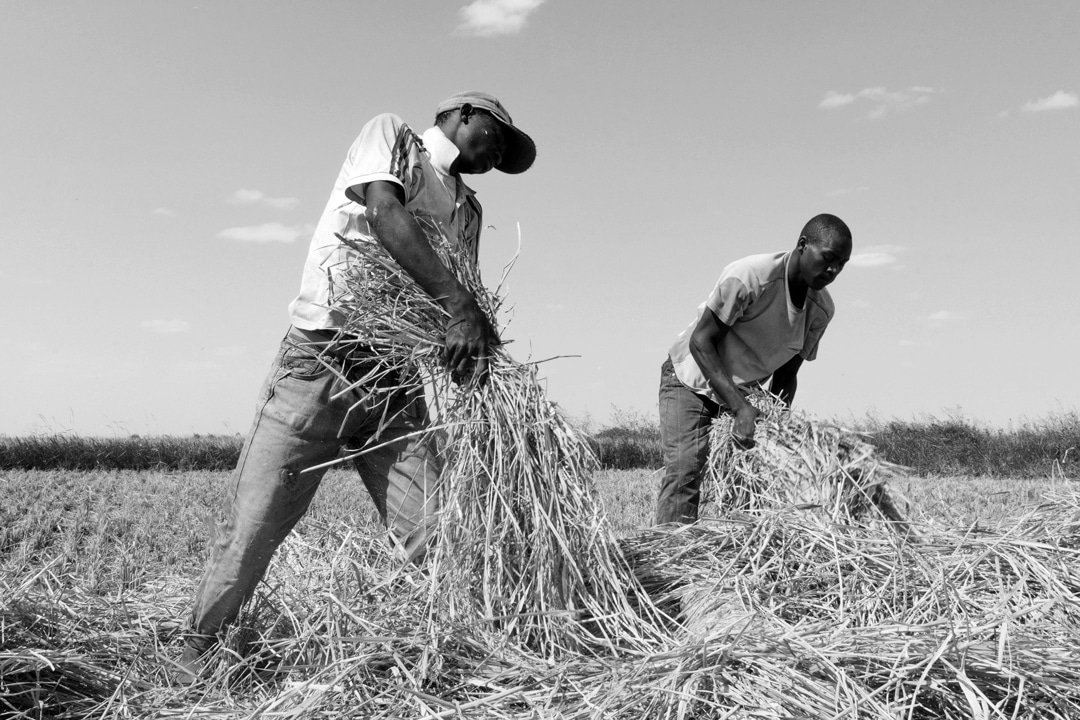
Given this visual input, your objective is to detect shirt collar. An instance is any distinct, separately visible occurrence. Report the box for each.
[422,126,460,176]
[421,126,476,201]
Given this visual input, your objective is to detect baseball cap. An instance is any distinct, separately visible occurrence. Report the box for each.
[435,91,536,174]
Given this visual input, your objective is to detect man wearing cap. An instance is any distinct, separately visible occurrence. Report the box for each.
[175,92,536,683]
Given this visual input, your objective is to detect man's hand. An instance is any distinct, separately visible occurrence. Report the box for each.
[732,404,760,449]
[445,298,499,386]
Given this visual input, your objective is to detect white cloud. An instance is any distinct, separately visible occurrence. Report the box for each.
[849,253,895,268]
[1021,90,1079,113]
[819,91,855,109]
[929,310,961,323]
[849,244,904,268]
[217,222,313,243]
[152,207,175,217]
[227,188,299,210]
[458,0,546,36]
[142,319,190,334]
[898,339,915,347]
[819,86,938,119]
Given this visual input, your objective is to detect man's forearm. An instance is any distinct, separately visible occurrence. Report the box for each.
[768,355,803,407]
[364,188,496,383]
[769,373,797,406]
[689,341,749,413]
[366,197,473,313]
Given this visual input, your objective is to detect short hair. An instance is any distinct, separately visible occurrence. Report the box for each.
[800,213,851,245]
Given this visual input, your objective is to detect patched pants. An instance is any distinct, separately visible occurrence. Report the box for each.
[187,326,440,649]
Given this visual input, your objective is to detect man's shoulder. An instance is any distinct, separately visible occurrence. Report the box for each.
[352,113,421,148]
[721,251,787,289]
[362,112,406,130]
[807,287,836,319]
[344,114,428,180]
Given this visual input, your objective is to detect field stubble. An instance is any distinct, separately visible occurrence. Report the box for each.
[2,461,1075,718]
[2,466,1066,601]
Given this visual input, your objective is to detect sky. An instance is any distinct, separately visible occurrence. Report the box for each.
[2,0,1078,437]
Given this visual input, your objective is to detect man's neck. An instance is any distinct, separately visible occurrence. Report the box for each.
[786,252,808,310]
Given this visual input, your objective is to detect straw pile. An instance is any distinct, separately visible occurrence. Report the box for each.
[327,221,669,660]
[619,497,1080,718]
[704,391,911,528]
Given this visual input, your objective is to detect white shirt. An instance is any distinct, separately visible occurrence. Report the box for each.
[288,115,482,331]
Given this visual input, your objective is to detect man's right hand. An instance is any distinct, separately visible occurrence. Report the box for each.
[445,298,499,386]
[732,404,760,448]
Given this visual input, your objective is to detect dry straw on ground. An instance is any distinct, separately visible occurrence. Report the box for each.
[4,222,1080,718]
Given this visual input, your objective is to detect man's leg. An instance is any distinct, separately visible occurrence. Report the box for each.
[655,358,718,525]
[353,390,441,564]
[180,328,365,679]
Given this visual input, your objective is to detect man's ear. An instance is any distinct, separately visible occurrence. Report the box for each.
[798,235,808,252]
[459,103,475,123]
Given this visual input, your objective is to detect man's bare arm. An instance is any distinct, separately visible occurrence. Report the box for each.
[688,308,759,441]
[359,180,497,384]
[768,354,803,407]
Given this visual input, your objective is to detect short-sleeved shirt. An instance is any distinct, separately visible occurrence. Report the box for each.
[288,114,483,331]
[668,250,834,406]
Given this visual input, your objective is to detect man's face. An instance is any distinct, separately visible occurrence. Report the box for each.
[799,233,852,290]
[454,108,508,175]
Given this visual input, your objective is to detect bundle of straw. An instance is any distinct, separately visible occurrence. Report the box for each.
[704,391,910,528]
[327,221,668,660]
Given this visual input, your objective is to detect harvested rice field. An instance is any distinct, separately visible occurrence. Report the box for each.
[5,224,1080,718]
[3,458,1079,718]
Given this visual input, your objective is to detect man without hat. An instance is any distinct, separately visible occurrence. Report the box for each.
[176,91,536,682]
[655,214,852,525]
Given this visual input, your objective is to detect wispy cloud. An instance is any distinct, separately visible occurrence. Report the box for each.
[819,91,856,109]
[929,310,962,324]
[218,222,313,243]
[1021,90,1079,113]
[849,244,904,268]
[819,86,938,119]
[142,319,190,334]
[457,0,546,36]
[152,207,175,217]
[227,188,299,210]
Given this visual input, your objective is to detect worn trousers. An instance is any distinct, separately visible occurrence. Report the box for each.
[654,357,721,525]
[187,326,440,651]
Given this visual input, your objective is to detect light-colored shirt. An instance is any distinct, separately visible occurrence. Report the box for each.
[288,114,483,331]
[668,250,834,406]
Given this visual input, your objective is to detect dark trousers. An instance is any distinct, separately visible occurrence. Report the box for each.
[654,357,720,525]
